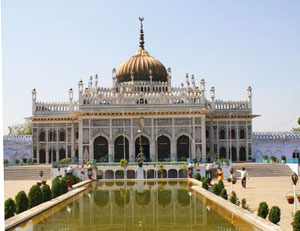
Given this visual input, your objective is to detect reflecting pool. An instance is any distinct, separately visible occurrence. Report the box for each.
[12,181,260,231]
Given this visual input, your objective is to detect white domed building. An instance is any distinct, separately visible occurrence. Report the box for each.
[29,18,255,164]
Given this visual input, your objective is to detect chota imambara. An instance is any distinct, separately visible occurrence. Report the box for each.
[29,18,256,164]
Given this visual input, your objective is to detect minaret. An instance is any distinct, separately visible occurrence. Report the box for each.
[69,88,73,112]
[200,79,206,102]
[247,86,252,109]
[89,76,93,89]
[95,74,98,90]
[32,88,37,113]
[210,86,215,109]
[112,68,116,88]
[167,67,172,90]
[78,80,84,104]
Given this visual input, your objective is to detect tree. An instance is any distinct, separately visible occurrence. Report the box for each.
[8,121,32,135]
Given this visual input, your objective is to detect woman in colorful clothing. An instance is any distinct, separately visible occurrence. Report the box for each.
[217,167,224,181]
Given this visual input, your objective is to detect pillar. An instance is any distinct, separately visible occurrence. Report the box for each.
[129,140,135,162]
[78,119,83,163]
[201,115,206,160]
[171,140,176,161]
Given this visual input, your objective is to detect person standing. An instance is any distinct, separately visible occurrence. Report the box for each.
[237,167,249,188]
[217,167,224,181]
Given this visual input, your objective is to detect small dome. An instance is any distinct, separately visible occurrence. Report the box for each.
[116,47,168,82]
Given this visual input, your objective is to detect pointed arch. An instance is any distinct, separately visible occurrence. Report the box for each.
[135,135,150,161]
[114,136,129,162]
[176,135,190,161]
[39,149,46,163]
[94,136,108,162]
[239,147,246,161]
[157,135,171,161]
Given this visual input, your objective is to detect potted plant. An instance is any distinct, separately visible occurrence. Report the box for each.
[23,158,27,163]
[297,191,300,203]
[232,178,237,184]
[262,155,269,163]
[270,156,277,164]
[15,159,20,165]
[226,177,232,183]
[286,191,294,204]
[281,156,286,164]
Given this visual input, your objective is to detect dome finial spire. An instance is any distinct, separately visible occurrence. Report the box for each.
[139,17,145,49]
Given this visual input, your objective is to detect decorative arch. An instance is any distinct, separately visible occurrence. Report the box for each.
[219,147,226,159]
[94,136,108,162]
[59,149,66,160]
[293,149,300,158]
[240,129,245,139]
[231,129,236,139]
[114,136,129,162]
[135,135,150,161]
[176,135,190,161]
[59,130,65,141]
[220,129,225,139]
[39,149,46,163]
[254,150,263,159]
[274,150,282,157]
[39,131,45,142]
[157,135,171,161]
[239,147,246,161]
[48,149,56,163]
[231,147,237,162]
[48,130,56,142]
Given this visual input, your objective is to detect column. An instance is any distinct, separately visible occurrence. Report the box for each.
[79,118,83,163]
[129,140,135,162]
[150,141,155,161]
[192,117,195,160]
[71,122,75,158]
[201,115,206,160]
[171,140,176,161]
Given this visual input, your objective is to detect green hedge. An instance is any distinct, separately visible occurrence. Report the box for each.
[229,191,238,205]
[211,184,219,195]
[62,174,80,185]
[41,184,52,202]
[28,185,43,208]
[194,173,201,181]
[51,180,62,198]
[268,206,281,224]
[292,210,300,231]
[5,198,16,219]
[201,178,209,190]
[15,191,29,214]
[61,179,68,194]
[257,201,269,219]
[220,188,228,200]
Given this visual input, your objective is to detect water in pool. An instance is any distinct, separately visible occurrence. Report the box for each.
[12,181,260,231]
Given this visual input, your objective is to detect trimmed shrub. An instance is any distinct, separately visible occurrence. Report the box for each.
[217,180,224,192]
[15,191,29,214]
[220,188,228,200]
[268,206,281,224]
[23,158,27,163]
[229,191,238,205]
[194,173,201,181]
[60,179,68,194]
[211,184,219,195]
[41,184,52,202]
[62,174,80,185]
[201,178,209,190]
[257,201,269,219]
[28,185,43,208]
[292,210,300,231]
[15,159,20,164]
[4,159,8,165]
[51,180,62,198]
[5,198,16,219]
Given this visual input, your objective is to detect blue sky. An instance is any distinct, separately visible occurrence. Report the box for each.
[2,0,300,134]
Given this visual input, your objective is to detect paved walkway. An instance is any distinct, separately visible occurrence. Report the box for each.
[220,177,299,231]
[5,180,52,201]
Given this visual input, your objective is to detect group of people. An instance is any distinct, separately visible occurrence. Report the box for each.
[202,164,249,188]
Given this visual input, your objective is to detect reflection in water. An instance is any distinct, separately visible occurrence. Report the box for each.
[14,181,259,231]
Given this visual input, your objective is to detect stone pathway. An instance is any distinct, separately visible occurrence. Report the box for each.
[219,177,300,231]
[5,180,52,201]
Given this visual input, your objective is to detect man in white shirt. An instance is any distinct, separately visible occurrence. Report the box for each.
[237,167,249,188]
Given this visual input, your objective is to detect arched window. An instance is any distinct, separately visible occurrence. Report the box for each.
[49,131,56,142]
[177,135,189,161]
[59,149,66,160]
[114,136,129,162]
[293,150,300,159]
[239,147,246,161]
[206,129,209,139]
[157,135,171,161]
[240,129,245,139]
[231,129,236,139]
[219,147,226,159]
[39,149,46,164]
[220,129,225,139]
[135,136,150,161]
[75,131,79,140]
[39,131,45,142]
[59,131,65,141]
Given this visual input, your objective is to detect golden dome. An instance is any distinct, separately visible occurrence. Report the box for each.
[116,17,168,83]
[116,47,168,82]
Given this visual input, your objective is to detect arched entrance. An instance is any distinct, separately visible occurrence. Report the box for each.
[231,147,237,162]
[94,136,108,162]
[220,147,226,159]
[239,147,246,161]
[177,135,189,161]
[135,136,150,161]
[157,135,170,161]
[39,149,46,163]
[48,150,56,163]
[114,136,129,162]
[59,149,66,160]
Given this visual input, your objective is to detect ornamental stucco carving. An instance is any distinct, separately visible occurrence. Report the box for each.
[92,119,109,126]
[83,128,89,144]
[174,118,192,125]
